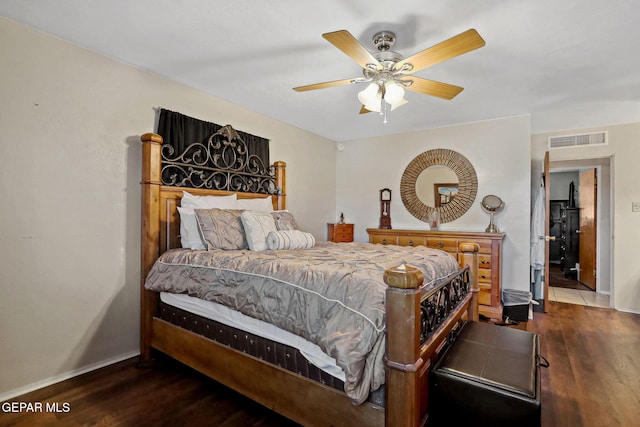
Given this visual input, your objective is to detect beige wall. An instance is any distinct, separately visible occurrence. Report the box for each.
[335,115,533,297]
[0,18,336,399]
[532,123,640,313]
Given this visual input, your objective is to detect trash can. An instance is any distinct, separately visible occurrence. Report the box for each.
[502,289,532,322]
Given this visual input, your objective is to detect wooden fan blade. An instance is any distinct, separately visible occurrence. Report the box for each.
[359,105,373,114]
[394,29,485,74]
[323,30,382,70]
[404,77,464,100]
[293,78,356,92]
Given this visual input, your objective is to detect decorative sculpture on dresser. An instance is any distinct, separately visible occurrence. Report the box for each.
[379,188,392,229]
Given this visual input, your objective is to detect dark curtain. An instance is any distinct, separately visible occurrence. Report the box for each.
[156,108,270,166]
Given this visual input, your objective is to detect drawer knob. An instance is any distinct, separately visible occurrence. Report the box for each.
[437,242,444,248]
[382,238,387,244]
[408,240,414,246]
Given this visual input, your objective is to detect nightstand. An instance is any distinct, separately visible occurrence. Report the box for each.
[327,223,354,243]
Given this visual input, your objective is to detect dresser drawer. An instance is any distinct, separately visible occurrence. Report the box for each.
[474,239,494,254]
[478,268,493,284]
[478,254,492,269]
[333,233,352,242]
[397,235,426,247]
[332,224,353,233]
[370,234,396,245]
[478,284,492,306]
[426,238,458,253]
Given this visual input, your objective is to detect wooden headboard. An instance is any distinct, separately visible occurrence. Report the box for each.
[139,131,286,360]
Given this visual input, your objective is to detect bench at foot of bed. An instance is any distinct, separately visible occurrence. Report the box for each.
[429,321,547,427]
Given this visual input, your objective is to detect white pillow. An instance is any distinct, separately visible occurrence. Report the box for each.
[178,192,238,249]
[240,211,278,251]
[177,207,206,250]
[237,196,274,212]
[181,191,237,209]
[267,230,316,250]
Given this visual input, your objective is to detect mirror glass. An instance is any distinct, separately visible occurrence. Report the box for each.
[400,149,477,224]
[481,195,504,212]
[415,165,459,207]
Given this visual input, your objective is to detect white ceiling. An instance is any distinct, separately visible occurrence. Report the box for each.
[3,0,640,141]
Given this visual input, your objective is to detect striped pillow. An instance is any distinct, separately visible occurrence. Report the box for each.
[266,230,315,250]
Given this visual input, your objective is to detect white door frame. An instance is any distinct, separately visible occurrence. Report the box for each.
[548,157,613,306]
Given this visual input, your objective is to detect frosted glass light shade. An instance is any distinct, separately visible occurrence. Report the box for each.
[358,82,382,112]
[384,81,405,104]
[390,97,408,111]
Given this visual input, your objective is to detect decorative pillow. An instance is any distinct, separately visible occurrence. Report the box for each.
[267,230,316,250]
[270,211,299,231]
[240,211,278,251]
[237,196,274,212]
[178,192,238,249]
[194,209,247,250]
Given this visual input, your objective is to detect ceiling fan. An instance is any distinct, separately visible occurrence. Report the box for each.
[293,29,485,118]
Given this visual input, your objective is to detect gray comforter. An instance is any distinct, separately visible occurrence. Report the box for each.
[144,241,459,404]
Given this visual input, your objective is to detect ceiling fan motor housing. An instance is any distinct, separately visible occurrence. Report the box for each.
[372,31,396,51]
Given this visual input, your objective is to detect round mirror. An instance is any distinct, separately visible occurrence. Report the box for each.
[401,149,477,223]
[481,195,504,211]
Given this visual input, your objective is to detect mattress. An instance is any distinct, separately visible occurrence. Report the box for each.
[160,292,345,381]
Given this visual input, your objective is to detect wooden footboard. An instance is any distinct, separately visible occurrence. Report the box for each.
[384,244,479,426]
[139,132,479,426]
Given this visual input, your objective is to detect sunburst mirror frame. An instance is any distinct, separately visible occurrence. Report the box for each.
[400,148,478,223]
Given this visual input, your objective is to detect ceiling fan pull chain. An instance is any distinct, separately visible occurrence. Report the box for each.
[382,98,388,124]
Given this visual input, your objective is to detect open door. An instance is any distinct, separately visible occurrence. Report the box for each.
[579,168,597,290]
[543,152,550,312]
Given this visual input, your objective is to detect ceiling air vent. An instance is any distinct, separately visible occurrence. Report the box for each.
[548,131,607,149]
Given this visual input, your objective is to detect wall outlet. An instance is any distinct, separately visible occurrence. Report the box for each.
[633,202,640,212]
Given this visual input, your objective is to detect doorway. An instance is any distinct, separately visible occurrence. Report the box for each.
[547,158,612,308]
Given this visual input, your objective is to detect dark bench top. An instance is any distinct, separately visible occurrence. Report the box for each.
[434,321,538,398]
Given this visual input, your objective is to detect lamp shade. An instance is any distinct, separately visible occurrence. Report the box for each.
[384,81,405,105]
[358,82,382,112]
[390,97,408,111]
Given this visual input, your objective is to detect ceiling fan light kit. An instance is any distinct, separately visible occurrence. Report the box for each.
[293,28,486,123]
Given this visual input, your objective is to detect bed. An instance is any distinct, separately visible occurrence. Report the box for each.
[139,127,481,426]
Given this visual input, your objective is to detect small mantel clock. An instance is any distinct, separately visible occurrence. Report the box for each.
[379,188,392,229]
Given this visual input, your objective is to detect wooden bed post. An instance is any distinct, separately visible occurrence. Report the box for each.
[383,264,424,427]
[274,160,287,210]
[140,133,163,363]
[459,242,480,322]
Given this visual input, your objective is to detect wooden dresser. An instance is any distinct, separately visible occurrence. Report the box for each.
[366,228,506,320]
[327,223,354,243]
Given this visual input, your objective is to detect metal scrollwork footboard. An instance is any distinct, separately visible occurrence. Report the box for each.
[420,267,470,345]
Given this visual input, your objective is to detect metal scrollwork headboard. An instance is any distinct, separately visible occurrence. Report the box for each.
[160,125,278,194]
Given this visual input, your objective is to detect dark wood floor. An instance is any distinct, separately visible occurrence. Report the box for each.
[549,264,592,291]
[2,302,639,426]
